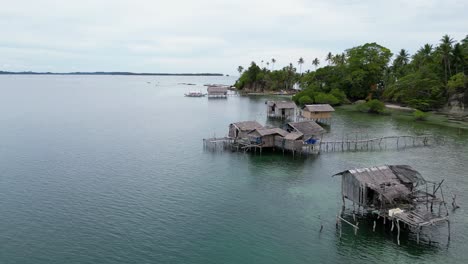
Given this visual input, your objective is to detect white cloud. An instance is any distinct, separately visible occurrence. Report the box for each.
[0,0,466,74]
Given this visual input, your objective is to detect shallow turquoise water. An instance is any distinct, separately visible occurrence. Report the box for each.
[0,75,467,263]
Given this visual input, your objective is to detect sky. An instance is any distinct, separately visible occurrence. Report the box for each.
[0,0,466,75]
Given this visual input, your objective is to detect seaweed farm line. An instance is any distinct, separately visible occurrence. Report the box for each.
[203,135,433,155]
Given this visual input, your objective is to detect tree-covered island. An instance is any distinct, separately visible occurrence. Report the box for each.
[235,35,467,114]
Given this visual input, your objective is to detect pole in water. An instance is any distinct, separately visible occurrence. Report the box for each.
[397,220,401,246]
[354,221,359,236]
[448,220,451,242]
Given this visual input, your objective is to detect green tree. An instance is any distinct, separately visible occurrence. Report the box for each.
[298,95,313,105]
[271,58,276,70]
[298,57,304,74]
[345,42,393,99]
[392,49,410,78]
[439,34,454,83]
[326,52,333,65]
[448,73,466,93]
[237,66,244,75]
[312,58,320,70]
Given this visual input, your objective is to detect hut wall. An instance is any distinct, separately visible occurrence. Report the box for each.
[270,107,295,119]
[229,125,239,138]
[274,136,303,152]
[261,135,276,147]
[302,111,332,119]
[342,173,367,206]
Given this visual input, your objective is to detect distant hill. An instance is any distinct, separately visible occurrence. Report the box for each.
[0,71,224,76]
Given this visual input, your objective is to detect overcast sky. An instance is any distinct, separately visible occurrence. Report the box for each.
[0,0,466,75]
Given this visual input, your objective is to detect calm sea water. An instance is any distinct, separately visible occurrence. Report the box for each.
[0,75,467,264]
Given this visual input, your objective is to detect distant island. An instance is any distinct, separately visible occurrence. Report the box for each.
[0,71,223,76]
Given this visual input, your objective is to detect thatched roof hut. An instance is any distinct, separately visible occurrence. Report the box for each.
[334,164,450,236]
[248,128,289,147]
[229,121,263,139]
[267,101,297,119]
[334,165,425,208]
[301,104,335,122]
[207,86,228,97]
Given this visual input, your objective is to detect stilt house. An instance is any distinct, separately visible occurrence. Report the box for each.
[229,121,263,139]
[247,128,288,147]
[334,165,450,244]
[285,120,325,143]
[207,86,228,98]
[266,101,297,119]
[301,104,335,123]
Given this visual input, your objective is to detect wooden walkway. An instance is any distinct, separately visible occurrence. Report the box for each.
[203,135,432,155]
[318,135,431,153]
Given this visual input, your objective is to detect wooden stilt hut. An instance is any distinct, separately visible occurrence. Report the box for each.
[333,165,450,244]
[301,104,335,124]
[266,101,297,120]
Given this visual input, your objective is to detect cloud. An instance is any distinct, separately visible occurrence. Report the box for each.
[0,0,466,74]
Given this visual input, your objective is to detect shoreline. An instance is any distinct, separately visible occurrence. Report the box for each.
[337,104,468,131]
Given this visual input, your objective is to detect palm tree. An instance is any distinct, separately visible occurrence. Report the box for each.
[298,57,304,74]
[266,62,270,70]
[413,44,433,69]
[326,52,333,65]
[261,60,264,68]
[440,34,454,82]
[398,49,410,65]
[271,58,276,70]
[452,43,465,74]
[312,58,320,70]
[392,49,410,78]
[237,66,244,75]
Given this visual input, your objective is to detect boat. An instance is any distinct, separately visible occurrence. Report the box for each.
[184,91,205,97]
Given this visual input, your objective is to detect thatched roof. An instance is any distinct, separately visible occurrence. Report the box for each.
[231,121,263,131]
[334,165,425,204]
[267,101,296,109]
[284,132,303,140]
[287,121,325,138]
[249,128,289,137]
[303,104,335,112]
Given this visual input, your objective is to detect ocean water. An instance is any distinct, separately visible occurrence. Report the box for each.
[0,75,467,264]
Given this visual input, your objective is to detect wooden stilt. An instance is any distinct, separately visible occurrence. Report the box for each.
[448,220,451,242]
[417,227,420,244]
[397,220,401,246]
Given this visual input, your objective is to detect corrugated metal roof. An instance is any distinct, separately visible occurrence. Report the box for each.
[334,165,425,204]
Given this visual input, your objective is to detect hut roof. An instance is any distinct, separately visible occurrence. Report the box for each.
[231,121,263,131]
[334,165,425,204]
[303,104,335,112]
[275,101,296,109]
[284,132,303,140]
[207,86,228,93]
[287,121,325,137]
[249,128,289,137]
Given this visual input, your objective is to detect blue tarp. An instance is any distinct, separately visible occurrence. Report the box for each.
[305,138,317,144]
